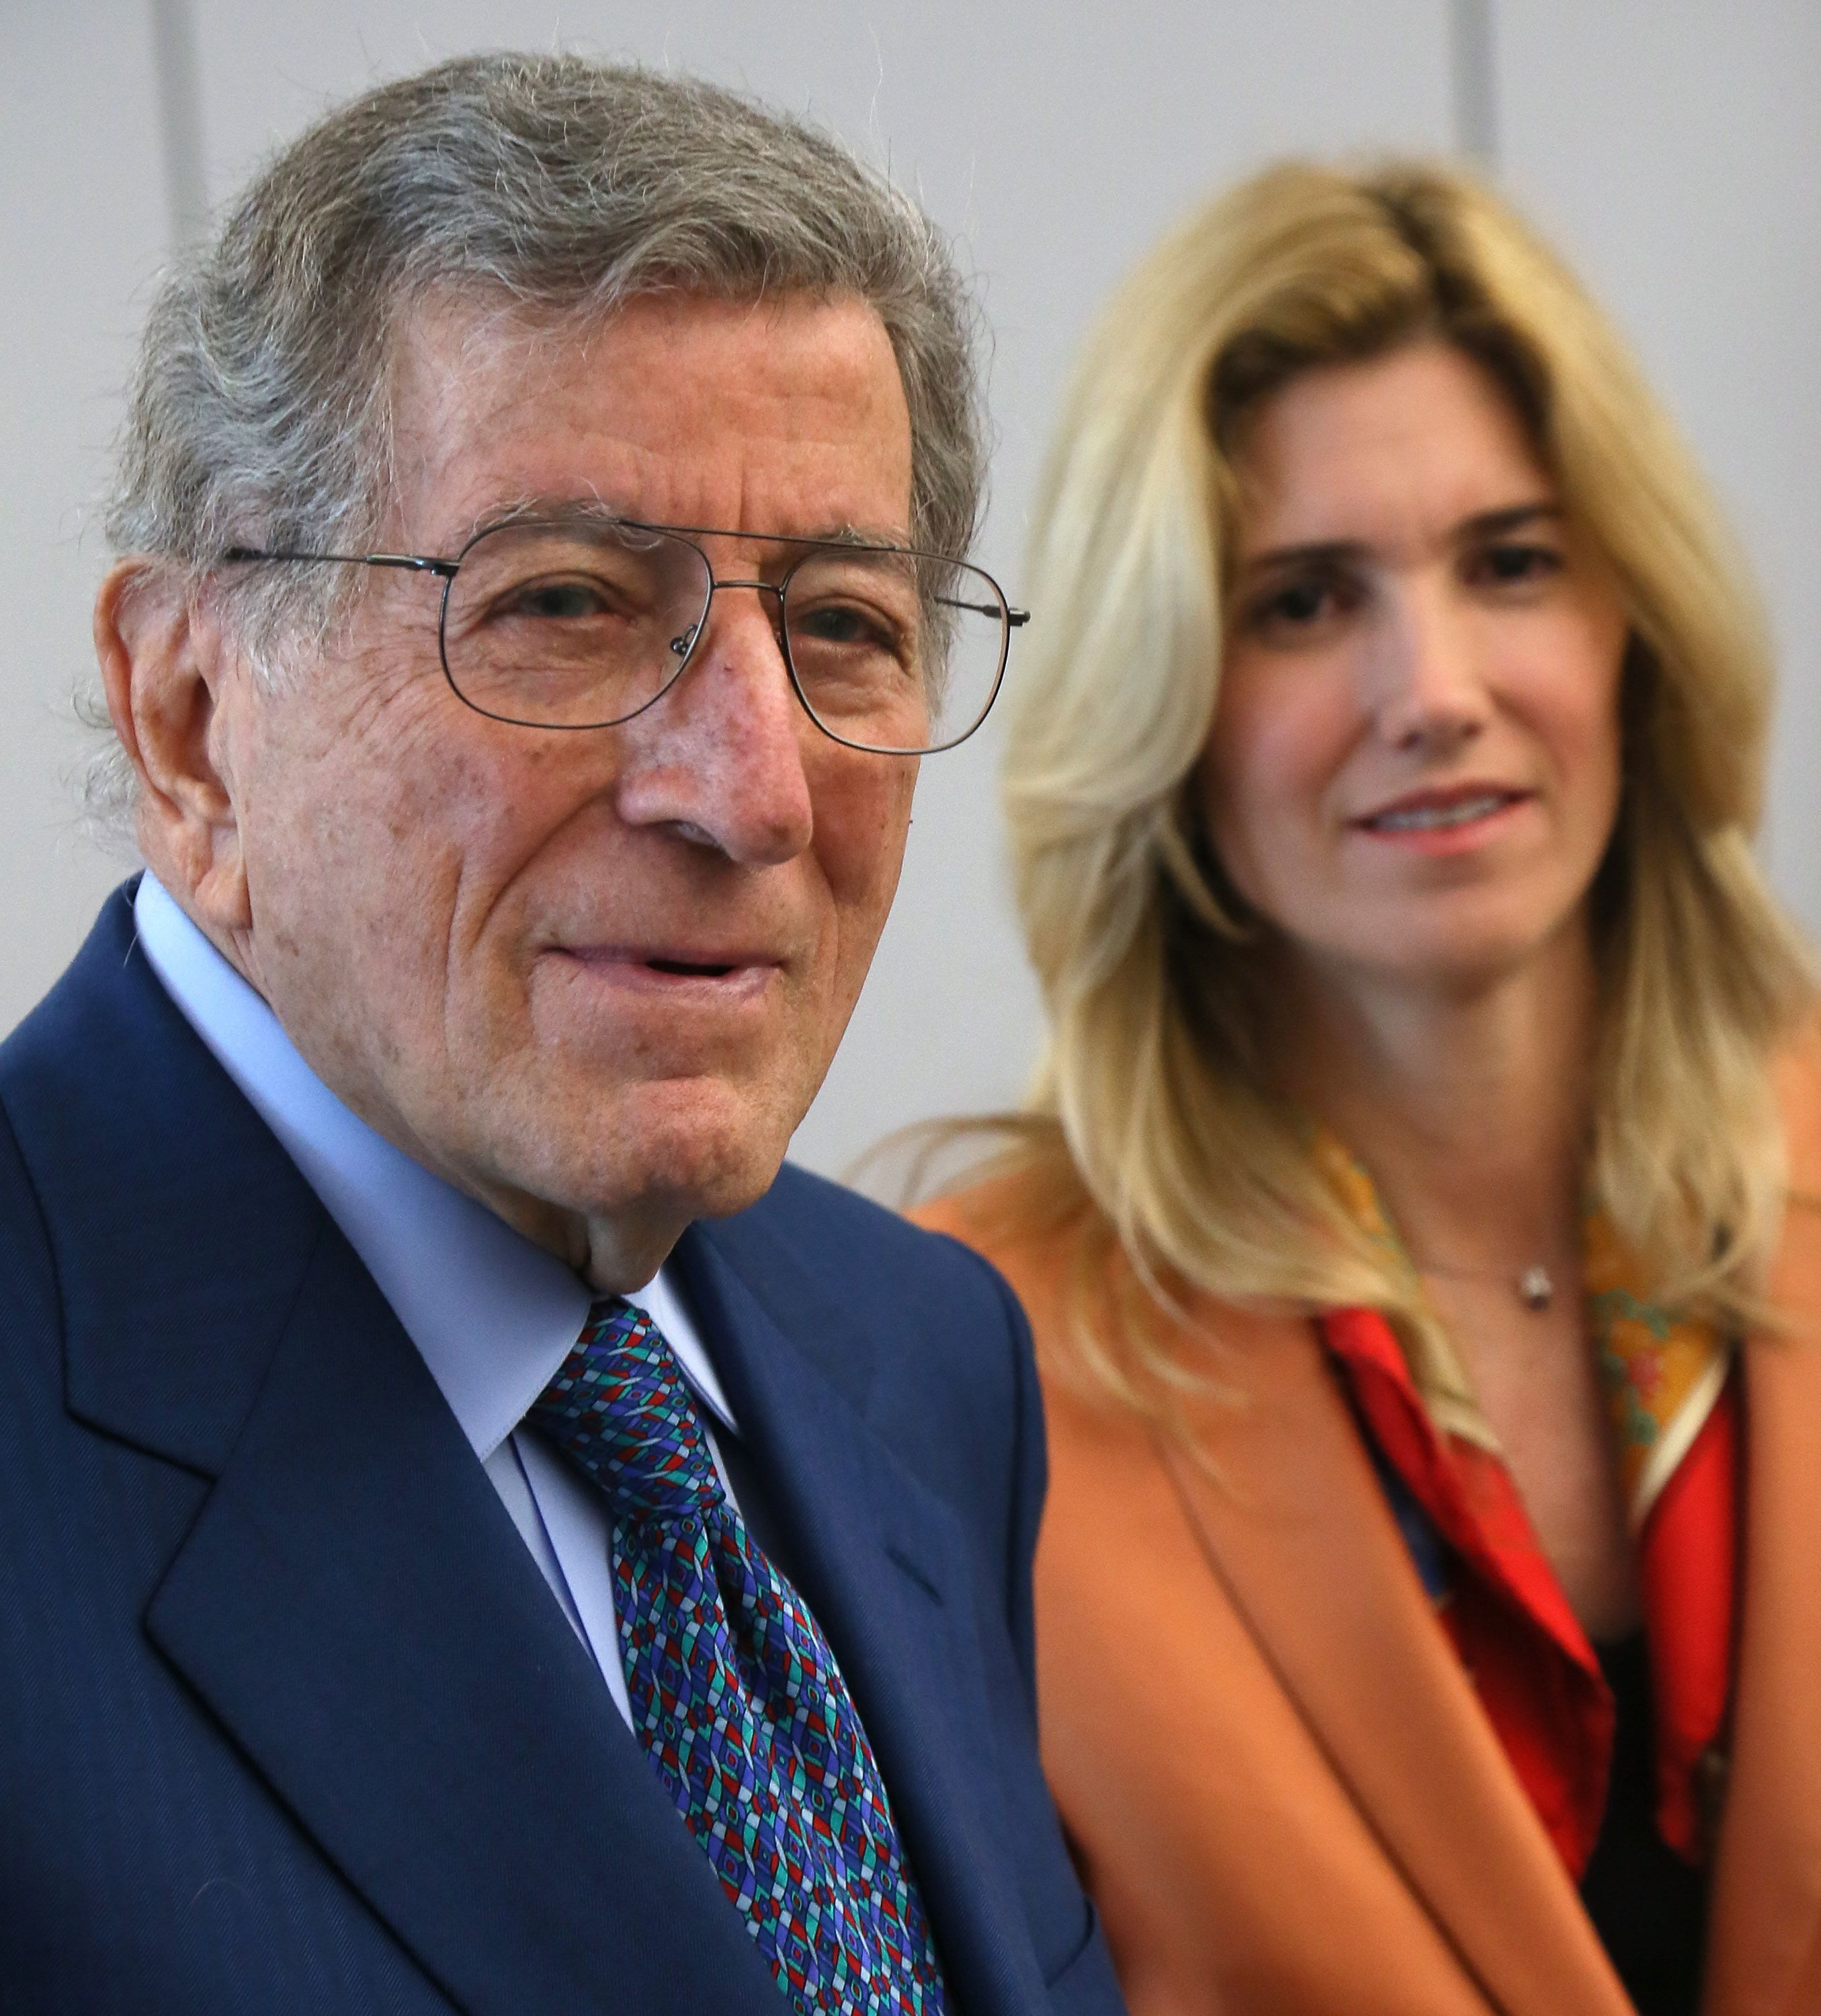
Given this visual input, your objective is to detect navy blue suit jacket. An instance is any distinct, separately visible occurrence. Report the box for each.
[0,890,1122,2016]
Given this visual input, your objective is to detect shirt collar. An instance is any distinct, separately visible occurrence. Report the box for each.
[131,873,737,1456]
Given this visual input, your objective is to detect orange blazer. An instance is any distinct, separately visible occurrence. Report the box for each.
[917,1056,1821,2016]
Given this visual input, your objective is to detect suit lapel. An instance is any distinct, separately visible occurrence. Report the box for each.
[1163,1302,1629,2016]
[9,895,784,2016]
[144,1216,786,2016]
[16,894,1058,2011]
[1706,1191,1821,2015]
[677,1223,1056,2016]
[4,886,327,1475]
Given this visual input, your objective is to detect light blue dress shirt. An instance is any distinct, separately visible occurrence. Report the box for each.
[132,872,741,1726]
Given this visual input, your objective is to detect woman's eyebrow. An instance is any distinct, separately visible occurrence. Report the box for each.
[1238,537,1368,575]
[1458,501,1565,539]
[1240,501,1565,574]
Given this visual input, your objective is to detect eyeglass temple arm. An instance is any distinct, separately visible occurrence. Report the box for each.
[934,595,1029,625]
[220,546,458,579]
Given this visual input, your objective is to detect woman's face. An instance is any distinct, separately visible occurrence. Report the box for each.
[1199,339,1629,1000]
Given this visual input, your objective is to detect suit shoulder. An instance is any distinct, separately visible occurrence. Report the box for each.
[720,1160,1022,1331]
[0,1090,59,1337]
[912,1163,1104,1349]
[702,1163,1037,1501]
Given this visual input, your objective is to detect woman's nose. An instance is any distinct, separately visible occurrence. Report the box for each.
[1367,581,1491,753]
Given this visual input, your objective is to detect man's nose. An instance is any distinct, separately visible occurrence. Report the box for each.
[1367,580,1491,754]
[615,587,816,863]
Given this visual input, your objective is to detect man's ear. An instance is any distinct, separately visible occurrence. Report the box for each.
[93,560,251,935]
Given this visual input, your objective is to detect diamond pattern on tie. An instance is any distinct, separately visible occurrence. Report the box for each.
[531,1299,946,2016]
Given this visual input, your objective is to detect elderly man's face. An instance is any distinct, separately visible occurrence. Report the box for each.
[214,293,918,1279]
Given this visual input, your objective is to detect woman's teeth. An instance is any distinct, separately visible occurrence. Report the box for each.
[1367,792,1510,833]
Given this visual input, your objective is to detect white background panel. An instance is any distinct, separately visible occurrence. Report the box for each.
[1496,0,1821,929]
[3,2,1815,1183]
[0,4,170,1034]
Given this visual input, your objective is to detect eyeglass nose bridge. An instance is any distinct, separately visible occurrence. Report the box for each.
[667,574,789,663]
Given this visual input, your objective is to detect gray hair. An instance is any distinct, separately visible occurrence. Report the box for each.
[87,50,986,828]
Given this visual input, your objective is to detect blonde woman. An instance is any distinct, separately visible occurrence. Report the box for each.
[918,161,1821,2016]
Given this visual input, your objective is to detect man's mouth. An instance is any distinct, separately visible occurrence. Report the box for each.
[550,943,784,994]
[644,956,739,978]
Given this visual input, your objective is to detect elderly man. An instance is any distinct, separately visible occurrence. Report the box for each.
[0,54,1121,2016]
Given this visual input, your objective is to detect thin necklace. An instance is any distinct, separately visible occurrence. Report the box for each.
[1414,1259,1558,1312]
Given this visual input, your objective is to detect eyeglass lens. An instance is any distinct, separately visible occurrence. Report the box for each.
[439,521,1009,752]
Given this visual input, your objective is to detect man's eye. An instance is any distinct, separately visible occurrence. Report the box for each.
[791,601,906,656]
[498,577,613,621]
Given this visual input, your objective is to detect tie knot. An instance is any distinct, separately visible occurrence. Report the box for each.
[530,1298,722,1526]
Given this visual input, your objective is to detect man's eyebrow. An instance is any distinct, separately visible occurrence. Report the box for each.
[457,499,915,549]
[1239,501,1565,574]
[805,520,916,550]
[441,495,573,546]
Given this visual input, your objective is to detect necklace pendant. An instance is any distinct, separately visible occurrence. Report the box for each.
[1517,1264,1555,1312]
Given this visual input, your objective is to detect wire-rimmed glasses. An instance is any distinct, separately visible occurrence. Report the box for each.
[224,513,1027,755]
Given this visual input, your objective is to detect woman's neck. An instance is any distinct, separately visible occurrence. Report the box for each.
[1277,924,1599,1275]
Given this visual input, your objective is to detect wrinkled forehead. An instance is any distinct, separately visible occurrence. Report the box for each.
[378,288,916,554]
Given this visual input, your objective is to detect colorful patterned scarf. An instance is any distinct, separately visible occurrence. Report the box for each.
[1311,1132,1736,1873]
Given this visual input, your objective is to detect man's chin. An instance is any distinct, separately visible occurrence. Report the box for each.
[607,1140,784,1226]
[546,1081,800,1226]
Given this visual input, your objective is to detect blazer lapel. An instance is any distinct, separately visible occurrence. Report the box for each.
[144,1216,786,2016]
[1163,1302,1630,2016]
[677,1223,1058,2016]
[9,897,784,2016]
[1705,1191,1821,2016]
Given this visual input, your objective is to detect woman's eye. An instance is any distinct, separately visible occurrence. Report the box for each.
[1273,582,1330,623]
[1241,574,1353,640]
[1470,542,1564,588]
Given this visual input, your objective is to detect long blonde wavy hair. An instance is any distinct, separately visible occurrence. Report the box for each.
[983,158,1814,1410]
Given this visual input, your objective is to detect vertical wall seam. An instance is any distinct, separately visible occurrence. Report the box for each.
[149,0,208,247]
[1451,0,1499,167]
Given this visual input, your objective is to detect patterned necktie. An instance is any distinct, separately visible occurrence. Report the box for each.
[530,1299,946,2016]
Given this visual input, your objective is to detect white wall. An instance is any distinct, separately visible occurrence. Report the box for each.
[0,4,169,1025]
[1496,0,1821,924]
[4,1,1816,1179]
